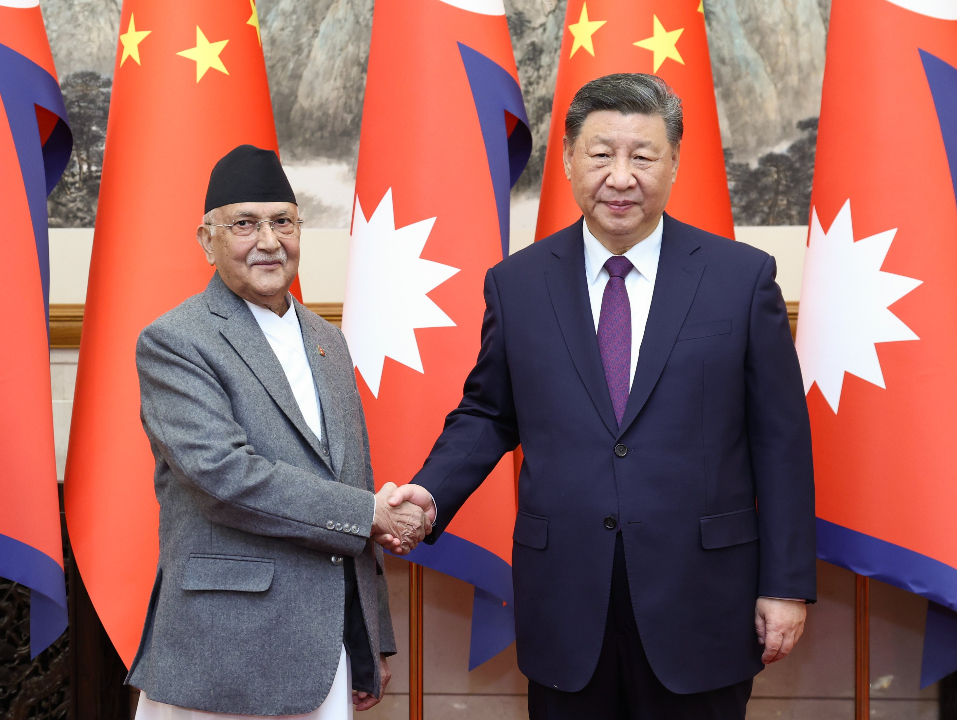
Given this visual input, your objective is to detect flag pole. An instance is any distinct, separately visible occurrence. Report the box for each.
[855,574,870,720]
[409,562,424,720]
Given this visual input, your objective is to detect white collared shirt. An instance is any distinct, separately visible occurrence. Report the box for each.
[244,297,324,441]
[582,216,664,390]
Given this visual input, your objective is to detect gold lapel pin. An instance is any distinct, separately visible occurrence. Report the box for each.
[317,345,326,357]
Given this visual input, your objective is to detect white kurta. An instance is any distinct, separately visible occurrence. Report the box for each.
[135,647,352,720]
[135,298,353,720]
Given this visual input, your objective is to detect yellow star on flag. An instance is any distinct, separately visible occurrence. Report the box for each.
[119,14,151,67]
[177,27,229,82]
[698,0,704,12]
[247,0,261,46]
[634,15,684,73]
[568,2,606,58]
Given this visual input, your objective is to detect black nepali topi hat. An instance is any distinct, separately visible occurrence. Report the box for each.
[204,144,297,213]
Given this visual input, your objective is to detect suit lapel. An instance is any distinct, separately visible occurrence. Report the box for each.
[617,215,705,437]
[208,275,333,473]
[296,302,348,479]
[545,220,619,437]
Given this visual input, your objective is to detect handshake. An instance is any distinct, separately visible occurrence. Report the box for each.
[370,482,437,555]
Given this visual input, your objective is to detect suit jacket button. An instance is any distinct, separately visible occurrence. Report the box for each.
[331,556,343,566]
[614,444,628,457]
[326,521,335,530]
[604,516,617,530]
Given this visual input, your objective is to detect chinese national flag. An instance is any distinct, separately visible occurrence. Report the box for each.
[64,0,284,664]
[342,0,530,669]
[794,0,957,687]
[535,0,732,241]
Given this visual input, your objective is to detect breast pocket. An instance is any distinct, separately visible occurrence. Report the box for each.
[513,512,548,550]
[677,319,732,342]
[182,554,275,592]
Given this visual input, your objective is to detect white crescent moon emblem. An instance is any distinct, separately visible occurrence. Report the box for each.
[884,0,957,19]
[435,0,505,16]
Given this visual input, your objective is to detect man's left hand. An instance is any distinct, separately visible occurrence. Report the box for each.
[755,597,806,664]
[353,655,391,711]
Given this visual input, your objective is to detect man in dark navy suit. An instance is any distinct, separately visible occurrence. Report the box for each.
[381,73,816,719]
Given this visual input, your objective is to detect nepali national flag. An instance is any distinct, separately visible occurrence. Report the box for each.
[65,0,283,665]
[342,0,530,669]
[535,0,732,241]
[794,0,957,687]
[0,0,72,656]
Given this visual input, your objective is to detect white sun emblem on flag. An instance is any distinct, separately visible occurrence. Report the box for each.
[341,189,460,397]
[795,200,922,413]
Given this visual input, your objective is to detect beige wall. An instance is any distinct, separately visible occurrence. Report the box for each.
[48,226,808,305]
[48,226,934,718]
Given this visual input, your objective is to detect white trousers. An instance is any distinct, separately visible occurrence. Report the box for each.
[134,644,353,720]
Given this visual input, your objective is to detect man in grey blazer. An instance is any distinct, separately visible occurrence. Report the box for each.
[126,145,430,718]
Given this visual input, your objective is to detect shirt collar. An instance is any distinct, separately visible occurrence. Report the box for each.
[582,215,664,285]
[244,295,299,335]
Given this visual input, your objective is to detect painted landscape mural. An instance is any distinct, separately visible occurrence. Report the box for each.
[44,0,832,228]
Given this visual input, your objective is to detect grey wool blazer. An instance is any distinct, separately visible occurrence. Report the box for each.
[125,272,396,716]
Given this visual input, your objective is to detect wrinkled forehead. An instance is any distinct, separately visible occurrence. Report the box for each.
[214,201,299,221]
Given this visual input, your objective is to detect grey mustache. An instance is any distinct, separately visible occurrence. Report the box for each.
[247,247,288,266]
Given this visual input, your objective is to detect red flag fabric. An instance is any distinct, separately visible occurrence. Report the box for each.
[794,0,957,687]
[341,0,531,668]
[535,0,732,241]
[0,0,72,657]
[64,0,283,665]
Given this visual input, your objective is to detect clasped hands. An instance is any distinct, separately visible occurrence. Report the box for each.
[371,483,437,555]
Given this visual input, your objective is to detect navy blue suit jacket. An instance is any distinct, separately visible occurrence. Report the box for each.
[413,215,816,694]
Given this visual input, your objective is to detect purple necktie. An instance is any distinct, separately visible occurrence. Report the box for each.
[598,256,633,426]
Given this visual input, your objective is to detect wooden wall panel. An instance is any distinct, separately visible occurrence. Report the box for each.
[50,302,792,349]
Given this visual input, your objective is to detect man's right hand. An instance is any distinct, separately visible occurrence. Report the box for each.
[371,483,432,555]
[386,483,437,523]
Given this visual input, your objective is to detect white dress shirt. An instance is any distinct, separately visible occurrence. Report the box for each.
[134,298,354,720]
[245,299,325,440]
[582,216,663,389]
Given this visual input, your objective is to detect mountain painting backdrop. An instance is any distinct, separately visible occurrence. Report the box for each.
[44,0,831,228]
